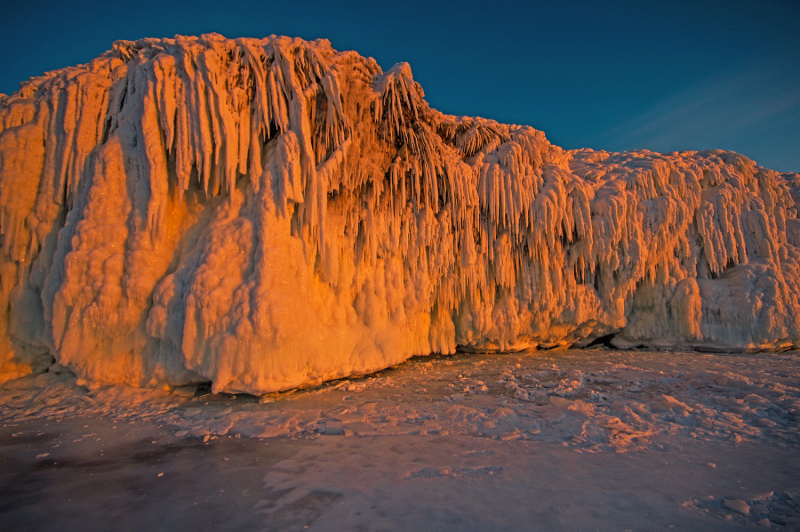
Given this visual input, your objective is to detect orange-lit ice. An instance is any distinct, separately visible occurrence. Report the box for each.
[0,34,798,393]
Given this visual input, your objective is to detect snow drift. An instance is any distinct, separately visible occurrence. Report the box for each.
[0,34,798,394]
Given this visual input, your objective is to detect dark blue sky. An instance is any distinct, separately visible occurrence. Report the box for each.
[1,0,798,171]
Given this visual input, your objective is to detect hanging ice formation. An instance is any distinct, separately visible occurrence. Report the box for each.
[0,34,799,393]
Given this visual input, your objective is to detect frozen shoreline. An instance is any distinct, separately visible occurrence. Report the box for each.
[2,348,799,530]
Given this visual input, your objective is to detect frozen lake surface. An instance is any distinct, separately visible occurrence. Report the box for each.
[2,348,799,531]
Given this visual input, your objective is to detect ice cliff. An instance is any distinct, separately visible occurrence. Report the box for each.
[1,34,799,393]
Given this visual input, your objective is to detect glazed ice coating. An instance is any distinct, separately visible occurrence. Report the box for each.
[1,34,798,393]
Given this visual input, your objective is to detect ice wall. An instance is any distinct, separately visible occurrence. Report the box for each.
[0,34,798,393]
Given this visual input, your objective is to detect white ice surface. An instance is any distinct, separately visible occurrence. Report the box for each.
[3,348,799,453]
[0,34,799,392]
[2,348,799,530]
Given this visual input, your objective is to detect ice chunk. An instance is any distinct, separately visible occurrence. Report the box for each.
[723,499,751,515]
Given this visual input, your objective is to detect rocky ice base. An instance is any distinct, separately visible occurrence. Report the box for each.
[0,33,799,393]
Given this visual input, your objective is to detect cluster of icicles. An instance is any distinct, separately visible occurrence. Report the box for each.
[0,34,798,393]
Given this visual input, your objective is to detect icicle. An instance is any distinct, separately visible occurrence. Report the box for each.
[0,35,798,396]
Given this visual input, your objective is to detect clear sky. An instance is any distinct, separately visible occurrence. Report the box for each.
[1,0,798,172]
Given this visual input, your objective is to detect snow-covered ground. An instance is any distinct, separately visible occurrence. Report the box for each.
[2,348,798,531]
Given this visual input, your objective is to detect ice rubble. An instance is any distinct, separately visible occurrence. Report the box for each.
[0,34,798,394]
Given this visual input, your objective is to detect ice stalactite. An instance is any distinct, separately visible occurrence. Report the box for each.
[0,34,798,392]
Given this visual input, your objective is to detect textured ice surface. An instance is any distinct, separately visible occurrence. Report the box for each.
[0,34,799,393]
[2,349,799,453]
[3,359,799,532]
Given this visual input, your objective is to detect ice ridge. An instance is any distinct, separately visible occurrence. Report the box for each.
[0,34,798,393]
